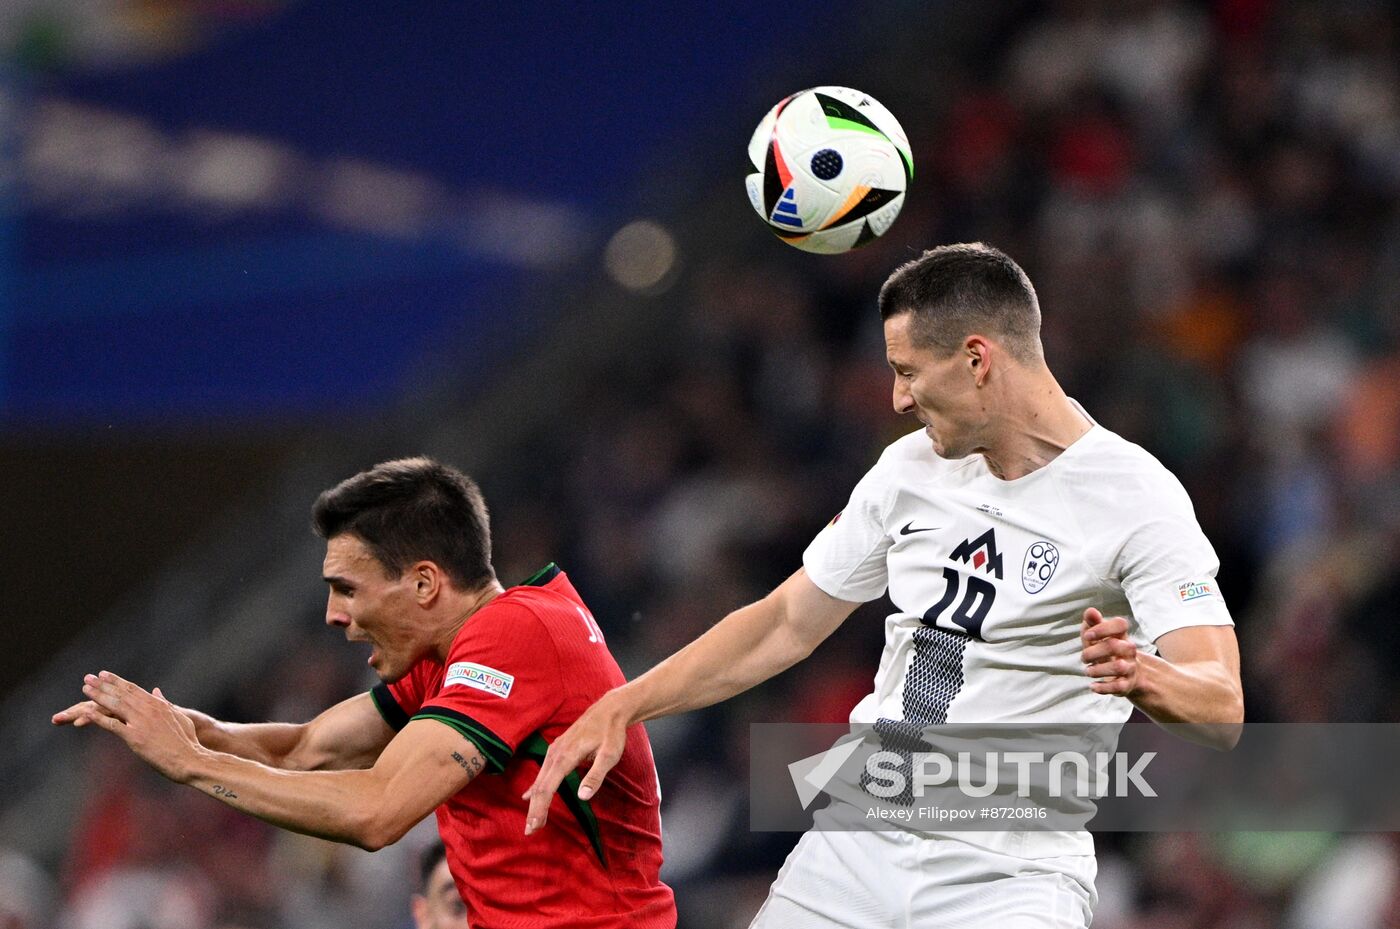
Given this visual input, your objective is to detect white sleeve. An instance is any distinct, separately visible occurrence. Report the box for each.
[1114,474,1234,643]
[802,456,895,603]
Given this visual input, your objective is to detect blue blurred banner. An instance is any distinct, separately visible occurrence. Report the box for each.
[5,0,839,426]
[0,63,17,409]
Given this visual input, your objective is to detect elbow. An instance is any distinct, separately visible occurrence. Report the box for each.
[355,812,412,853]
[1223,690,1245,749]
[1159,687,1243,751]
[1213,720,1243,752]
[354,832,389,853]
[1208,689,1245,752]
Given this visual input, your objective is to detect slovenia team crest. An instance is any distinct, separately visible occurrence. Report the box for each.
[1022,541,1059,594]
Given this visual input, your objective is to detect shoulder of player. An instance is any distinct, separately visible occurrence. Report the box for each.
[456,585,590,642]
[438,589,571,683]
[870,431,985,499]
[446,588,552,647]
[874,428,966,476]
[1059,426,1194,510]
[879,428,934,461]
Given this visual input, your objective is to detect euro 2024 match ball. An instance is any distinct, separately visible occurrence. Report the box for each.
[745,86,912,254]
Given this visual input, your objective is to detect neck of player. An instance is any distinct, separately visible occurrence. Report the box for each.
[978,369,1092,482]
[431,580,505,661]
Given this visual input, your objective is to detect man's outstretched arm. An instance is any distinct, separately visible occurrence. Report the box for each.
[69,671,479,850]
[55,690,394,771]
[524,567,860,833]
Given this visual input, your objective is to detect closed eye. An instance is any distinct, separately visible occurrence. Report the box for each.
[886,354,919,384]
[324,576,355,596]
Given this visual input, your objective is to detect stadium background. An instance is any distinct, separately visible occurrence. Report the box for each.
[3,0,1399,926]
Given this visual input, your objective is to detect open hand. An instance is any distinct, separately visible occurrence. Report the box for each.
[67,671,201,782]
[521,693,630,835]
[51,697,109,728]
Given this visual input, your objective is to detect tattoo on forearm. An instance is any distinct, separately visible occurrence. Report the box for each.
[451,750,484,779]
[211,785,239,799]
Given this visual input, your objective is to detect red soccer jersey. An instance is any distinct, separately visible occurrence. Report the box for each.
[370,565,676,929]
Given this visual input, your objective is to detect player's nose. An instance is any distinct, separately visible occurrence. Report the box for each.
[324,600,350,628]
[892,377,915,414]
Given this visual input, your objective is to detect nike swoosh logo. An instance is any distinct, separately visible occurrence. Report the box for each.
[899,521,939,535]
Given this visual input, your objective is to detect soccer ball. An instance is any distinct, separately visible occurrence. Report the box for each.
[745,86,912,254]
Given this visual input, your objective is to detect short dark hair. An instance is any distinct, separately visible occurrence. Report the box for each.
[311,457,494,589]
[878,242,1042,362]
[418,840,447,892]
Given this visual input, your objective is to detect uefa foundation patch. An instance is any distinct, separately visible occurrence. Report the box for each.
[444,661,514,698]
[1175,579,1223,604]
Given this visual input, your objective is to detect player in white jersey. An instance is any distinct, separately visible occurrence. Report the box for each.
[526,243,1243,928]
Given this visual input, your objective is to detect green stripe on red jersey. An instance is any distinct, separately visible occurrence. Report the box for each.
[414,705,513,774]
[520,732,606,868]
[370,682,411,732]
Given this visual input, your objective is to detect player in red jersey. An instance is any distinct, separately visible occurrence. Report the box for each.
[52,457,676,929]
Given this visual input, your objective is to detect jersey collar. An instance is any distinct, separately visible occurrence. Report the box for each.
[520,562,562,587]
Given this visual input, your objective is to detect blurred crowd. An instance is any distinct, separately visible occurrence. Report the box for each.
[5,0,1400,927]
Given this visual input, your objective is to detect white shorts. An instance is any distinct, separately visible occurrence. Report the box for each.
[749,822,1097,929]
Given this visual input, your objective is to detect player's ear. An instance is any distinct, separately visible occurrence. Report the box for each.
[411,561,442,605]
[410,894,429,929]
[965,336,990,383]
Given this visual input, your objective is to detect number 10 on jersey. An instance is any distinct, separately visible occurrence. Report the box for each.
[921,567,996,641]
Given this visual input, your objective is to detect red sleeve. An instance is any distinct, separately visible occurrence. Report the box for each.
[413,600,564,773]
[369,661,433,732]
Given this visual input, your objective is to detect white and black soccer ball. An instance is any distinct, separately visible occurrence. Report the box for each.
[745,86,912,254]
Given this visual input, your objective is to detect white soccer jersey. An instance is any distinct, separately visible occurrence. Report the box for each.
[802,409,1234,857]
